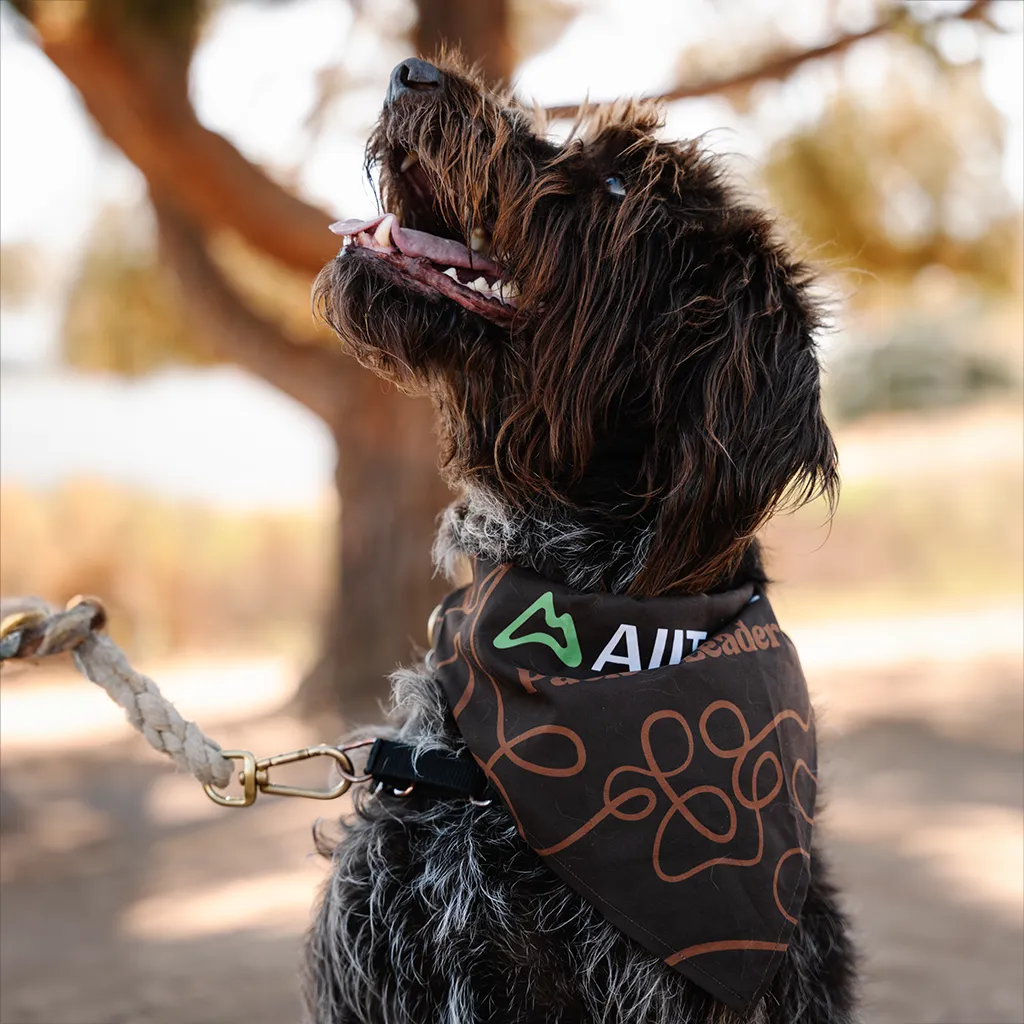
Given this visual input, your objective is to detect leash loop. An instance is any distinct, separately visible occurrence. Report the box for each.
[203,751,259,807]
[0,595,104,661]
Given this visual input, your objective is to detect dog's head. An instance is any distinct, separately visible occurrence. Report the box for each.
[315,55,838,595]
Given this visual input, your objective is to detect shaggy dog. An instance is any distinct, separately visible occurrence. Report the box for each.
[307,55,857,1024]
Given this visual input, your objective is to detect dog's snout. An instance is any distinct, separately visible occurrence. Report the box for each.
[386,58,443,105]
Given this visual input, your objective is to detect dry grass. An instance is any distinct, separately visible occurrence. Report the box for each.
[1,407,1020,658]
[765,466,1024,621]
[0,480,334,659]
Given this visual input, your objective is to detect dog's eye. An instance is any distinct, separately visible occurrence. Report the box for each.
[605,176,626,197]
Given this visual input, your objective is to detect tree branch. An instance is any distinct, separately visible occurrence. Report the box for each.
[543,0,994,119]
[17,2,353,421]
[154,200,350,428]
[414,0,514,85]
[27,9,339,276]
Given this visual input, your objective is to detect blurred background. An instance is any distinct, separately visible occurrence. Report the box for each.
[0,0,1021,1021]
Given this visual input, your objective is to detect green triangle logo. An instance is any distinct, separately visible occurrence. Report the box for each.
[493,591,582,668]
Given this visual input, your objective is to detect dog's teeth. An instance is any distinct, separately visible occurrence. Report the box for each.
[497,281,519,301]
[443,267,459,280]
[470,276,490,293]
[400,151,419,172]
[470,227,491,254]
[374,214,395,248]
[341,236,352,248]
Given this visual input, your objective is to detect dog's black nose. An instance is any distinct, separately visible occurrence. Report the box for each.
[386,58,443,105]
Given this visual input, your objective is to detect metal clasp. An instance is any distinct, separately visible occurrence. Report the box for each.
[204,750,259,807]
[203,740,376,808]
[255,744,356,799]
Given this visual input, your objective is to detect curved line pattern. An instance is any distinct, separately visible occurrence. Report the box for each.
[448,636,475,717]
[437,564,817,963]
[531,702,813,886]
[791,758,817,825]
[486,724,587,777]
[773,847,811,924]
[667,939,789,966]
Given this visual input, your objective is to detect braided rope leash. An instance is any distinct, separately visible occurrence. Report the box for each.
[1,598,492,815]
[0,598,422,809]
[1,596,234,789]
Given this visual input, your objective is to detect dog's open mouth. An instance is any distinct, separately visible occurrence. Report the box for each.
[330,154,518,325]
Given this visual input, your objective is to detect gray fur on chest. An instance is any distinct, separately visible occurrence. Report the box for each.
[434,486,655,596]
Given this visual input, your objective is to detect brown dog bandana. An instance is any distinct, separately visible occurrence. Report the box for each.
[431,560,817,1012]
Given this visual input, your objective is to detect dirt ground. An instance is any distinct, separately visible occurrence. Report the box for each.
[1,613,1022,1024]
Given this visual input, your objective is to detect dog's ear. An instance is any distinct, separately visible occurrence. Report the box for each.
[631,223,839,595]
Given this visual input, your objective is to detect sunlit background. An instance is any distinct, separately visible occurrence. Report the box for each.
[1,1,1021,1022]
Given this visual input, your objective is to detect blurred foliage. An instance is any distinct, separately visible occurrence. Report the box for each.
[825,315,1018,421]
[669,1,997,110]
[0,480,333,657]
[62,207,329,374]
[764,53,1020,296]
[62,208,216,374]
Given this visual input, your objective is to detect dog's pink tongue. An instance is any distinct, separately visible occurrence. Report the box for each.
[391,223,499,275]
[329,214,499,275]
[329,216,386,235]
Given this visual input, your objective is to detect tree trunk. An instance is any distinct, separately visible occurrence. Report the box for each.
[413,0,513,85]
[296,0,517,725]
[298,377,452,726]
[154,202,450,725]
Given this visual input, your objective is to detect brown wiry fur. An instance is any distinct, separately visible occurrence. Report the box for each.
[315,54,838,597]
[309,53,856,1024]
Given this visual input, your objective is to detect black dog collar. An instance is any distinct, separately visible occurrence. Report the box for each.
[364,738,491,802]
[428,559,817,1013]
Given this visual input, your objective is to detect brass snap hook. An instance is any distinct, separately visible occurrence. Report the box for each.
[254,744,356,800]
[203,740,377,808]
